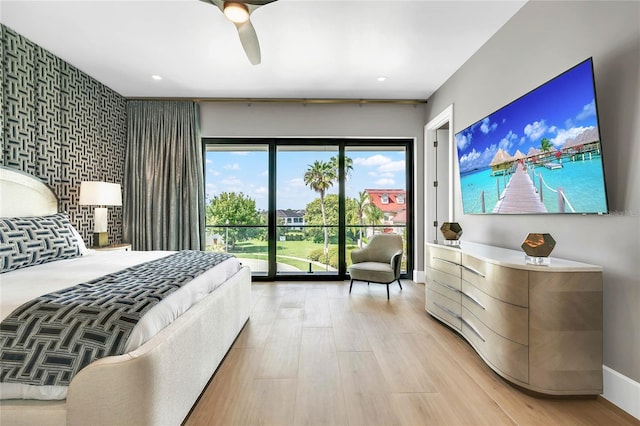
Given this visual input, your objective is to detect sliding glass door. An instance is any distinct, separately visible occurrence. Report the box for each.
[276,145,339,276]
[204,143,269,275]
[204,139,412,280]
[344,145,408,274]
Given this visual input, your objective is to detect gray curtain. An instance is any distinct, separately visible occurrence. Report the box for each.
[123,101,205,250]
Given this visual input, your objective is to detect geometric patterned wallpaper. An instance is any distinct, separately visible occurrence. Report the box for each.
[1,24,126,246]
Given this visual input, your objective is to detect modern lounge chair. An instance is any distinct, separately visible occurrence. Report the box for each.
[348,233,403,299]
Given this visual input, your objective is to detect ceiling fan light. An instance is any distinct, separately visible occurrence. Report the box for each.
[224,2,250,24]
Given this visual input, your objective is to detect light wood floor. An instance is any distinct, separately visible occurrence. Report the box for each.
[185,280,638,426]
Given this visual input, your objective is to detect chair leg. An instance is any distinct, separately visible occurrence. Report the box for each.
[349,279,354,294]
[397,279,402,290]
[386,284,390,299]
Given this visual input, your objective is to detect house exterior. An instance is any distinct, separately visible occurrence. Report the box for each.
[364,189,406,235]
[276,209,306,230]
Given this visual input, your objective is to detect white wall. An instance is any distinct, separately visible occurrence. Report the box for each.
[424,0,640,398]
[200,101,428,273]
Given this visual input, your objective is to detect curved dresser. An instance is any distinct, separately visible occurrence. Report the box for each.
[425,241,602,396]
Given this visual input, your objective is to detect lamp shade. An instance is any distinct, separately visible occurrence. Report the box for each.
[79,182,122,206]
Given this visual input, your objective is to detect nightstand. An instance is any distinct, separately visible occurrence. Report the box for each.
[92,243,132,252]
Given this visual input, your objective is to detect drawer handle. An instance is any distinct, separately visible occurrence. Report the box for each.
[461,317,486,342]
[433,257,461,267]
[461,291,486,310]
[462,264,486,278]
[432,279,461,294]
[433,301,461,320]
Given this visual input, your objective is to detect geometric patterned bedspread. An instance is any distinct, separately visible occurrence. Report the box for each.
[0,251,233,387]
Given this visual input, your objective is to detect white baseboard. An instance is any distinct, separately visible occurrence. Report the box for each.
[602,365,640,420]
[413,270,425,284]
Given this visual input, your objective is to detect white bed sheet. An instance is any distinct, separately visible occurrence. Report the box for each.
[0,249,241,400]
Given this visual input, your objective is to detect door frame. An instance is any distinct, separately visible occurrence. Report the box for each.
[424,104,455,247]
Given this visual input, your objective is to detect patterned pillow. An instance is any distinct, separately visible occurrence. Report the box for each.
[0,212,81,273]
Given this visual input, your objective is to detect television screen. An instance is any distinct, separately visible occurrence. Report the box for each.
[455,58,608,214]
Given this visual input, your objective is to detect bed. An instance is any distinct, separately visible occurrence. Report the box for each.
[0,166,251,425]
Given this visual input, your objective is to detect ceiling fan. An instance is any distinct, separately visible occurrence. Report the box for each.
[199,0,278,65]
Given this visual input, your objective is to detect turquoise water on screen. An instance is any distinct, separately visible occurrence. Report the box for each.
[460,155,608,214]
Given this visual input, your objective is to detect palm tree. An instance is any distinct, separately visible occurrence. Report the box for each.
[355,191,371,247]
[539,138,553,164]
[540,138,552,159]
[330,155,353,180]
[304,160,336,255]
[365,205,385,238]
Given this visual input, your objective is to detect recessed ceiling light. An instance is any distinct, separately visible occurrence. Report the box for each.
[377,76,388,82]
[151,75,163,81]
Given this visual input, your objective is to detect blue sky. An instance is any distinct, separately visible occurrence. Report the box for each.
[205,149,406,210]
[455,59,600,173]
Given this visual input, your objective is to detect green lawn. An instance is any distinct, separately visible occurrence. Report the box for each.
[233,239,330,258]
[229,239,326,271]
[208,233,405,272]
[231,239,268,254]
[214,238,408,272]
[226,252,326,272]
[225,239,355,270]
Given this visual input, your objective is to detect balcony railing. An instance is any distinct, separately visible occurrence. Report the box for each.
[205,224,407,276]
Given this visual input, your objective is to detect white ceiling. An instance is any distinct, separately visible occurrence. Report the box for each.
[0,0,527,100]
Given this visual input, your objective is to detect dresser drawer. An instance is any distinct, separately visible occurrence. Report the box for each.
[428,245,462,264]
[462,254,528,307]
[461,307,528,383]
[428,246,462,277]
[429,276,462,302]
[427,267,461,292]
[461,281,528,345]
[426,288,461,331]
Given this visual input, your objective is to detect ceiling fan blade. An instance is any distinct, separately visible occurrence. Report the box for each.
[235,19,261,65]
[200,0,278,65]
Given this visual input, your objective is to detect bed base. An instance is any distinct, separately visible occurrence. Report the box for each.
[0,266,251,426]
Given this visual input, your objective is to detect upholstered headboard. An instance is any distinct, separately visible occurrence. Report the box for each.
[0,166,58,217]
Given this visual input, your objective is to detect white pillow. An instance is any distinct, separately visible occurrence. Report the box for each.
[70,224,89,255]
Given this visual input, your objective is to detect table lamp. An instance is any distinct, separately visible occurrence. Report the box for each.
[79,181,122,247]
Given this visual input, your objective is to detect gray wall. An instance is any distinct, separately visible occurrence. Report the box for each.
[425,1,640,383]
[200,101,428,273]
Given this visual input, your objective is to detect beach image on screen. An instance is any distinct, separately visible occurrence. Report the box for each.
[455,59,608,215]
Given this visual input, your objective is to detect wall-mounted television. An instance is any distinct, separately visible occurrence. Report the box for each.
[455,58,608,214]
